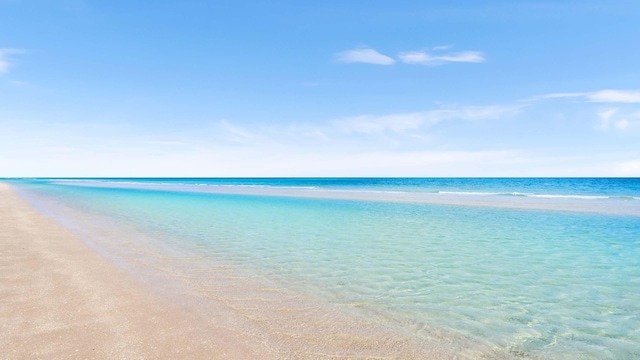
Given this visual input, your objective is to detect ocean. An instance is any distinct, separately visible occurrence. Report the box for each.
[8,178,640,359]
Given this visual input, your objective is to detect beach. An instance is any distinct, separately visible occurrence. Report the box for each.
[0,182,275,358]
[1,182,491,359]
[3,0,638,357]
[3,179,639,359]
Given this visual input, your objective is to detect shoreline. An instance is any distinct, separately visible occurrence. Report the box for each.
[0,182,270,358]
[1,182,507,359]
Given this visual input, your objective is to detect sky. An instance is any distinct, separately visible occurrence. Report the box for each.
[1,0,640,177]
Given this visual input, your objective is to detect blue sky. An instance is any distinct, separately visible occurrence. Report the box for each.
[1,0,640,176]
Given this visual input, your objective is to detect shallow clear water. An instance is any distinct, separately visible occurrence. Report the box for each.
[9,178,640,359]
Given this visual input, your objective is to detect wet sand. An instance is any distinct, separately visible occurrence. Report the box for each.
[1,182,511,359]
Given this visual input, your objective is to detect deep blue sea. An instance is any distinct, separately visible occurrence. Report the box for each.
[8,178,640,359]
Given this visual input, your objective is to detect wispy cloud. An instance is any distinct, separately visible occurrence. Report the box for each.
[589,90,640,103]
[533,89,640,103]
[596,107,639,132]
[335,48,396,65]
[598,108,618,130]
[218,119,257,142]
[335,105,520,134]
[432,44,453,51]
[335,45,485,66]
[398,50,485,66]
[335,112,427,134]
[145,140,183,146]
[0,48,25,74]
[615,119,630,130]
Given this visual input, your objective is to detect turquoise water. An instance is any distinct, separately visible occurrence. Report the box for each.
[43,177,640,198]
[9,178,640,358]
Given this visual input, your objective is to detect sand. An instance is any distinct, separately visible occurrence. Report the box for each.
[0,183,269,359]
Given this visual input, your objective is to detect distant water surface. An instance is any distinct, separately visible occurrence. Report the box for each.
[46,177,640,197]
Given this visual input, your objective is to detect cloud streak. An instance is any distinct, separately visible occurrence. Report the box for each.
[0,48,25,74]
[534,89,640,103]
[335,46,485,66]
[218,119,258,142]
[335,105,521,134]
[335,48,396,65]
[398,50,485,66]
[598,108,618,130]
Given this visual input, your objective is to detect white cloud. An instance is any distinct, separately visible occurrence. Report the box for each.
[0,48,24,74]
[334,45,485,67]
[529,92,584,101]
[335,105,520,134]
[432,44,453,51]
[598,108,618,130]
[588,90,640,103]
[398,50,485,66]
[596,108,639,132]
[534,90,640,103]
[335,48,396,65]
[3,110,637,177]
[615,119,630,130]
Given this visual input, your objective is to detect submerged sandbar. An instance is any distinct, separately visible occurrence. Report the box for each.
[53,179,640,216]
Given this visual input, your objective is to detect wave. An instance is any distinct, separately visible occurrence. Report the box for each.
[203,184,319,189]
[51,179,319,190]
[436,191,639,200]
[437,191,505,196]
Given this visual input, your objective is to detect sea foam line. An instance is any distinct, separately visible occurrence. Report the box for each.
[49,180,640,201]
[437,191,639,200]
